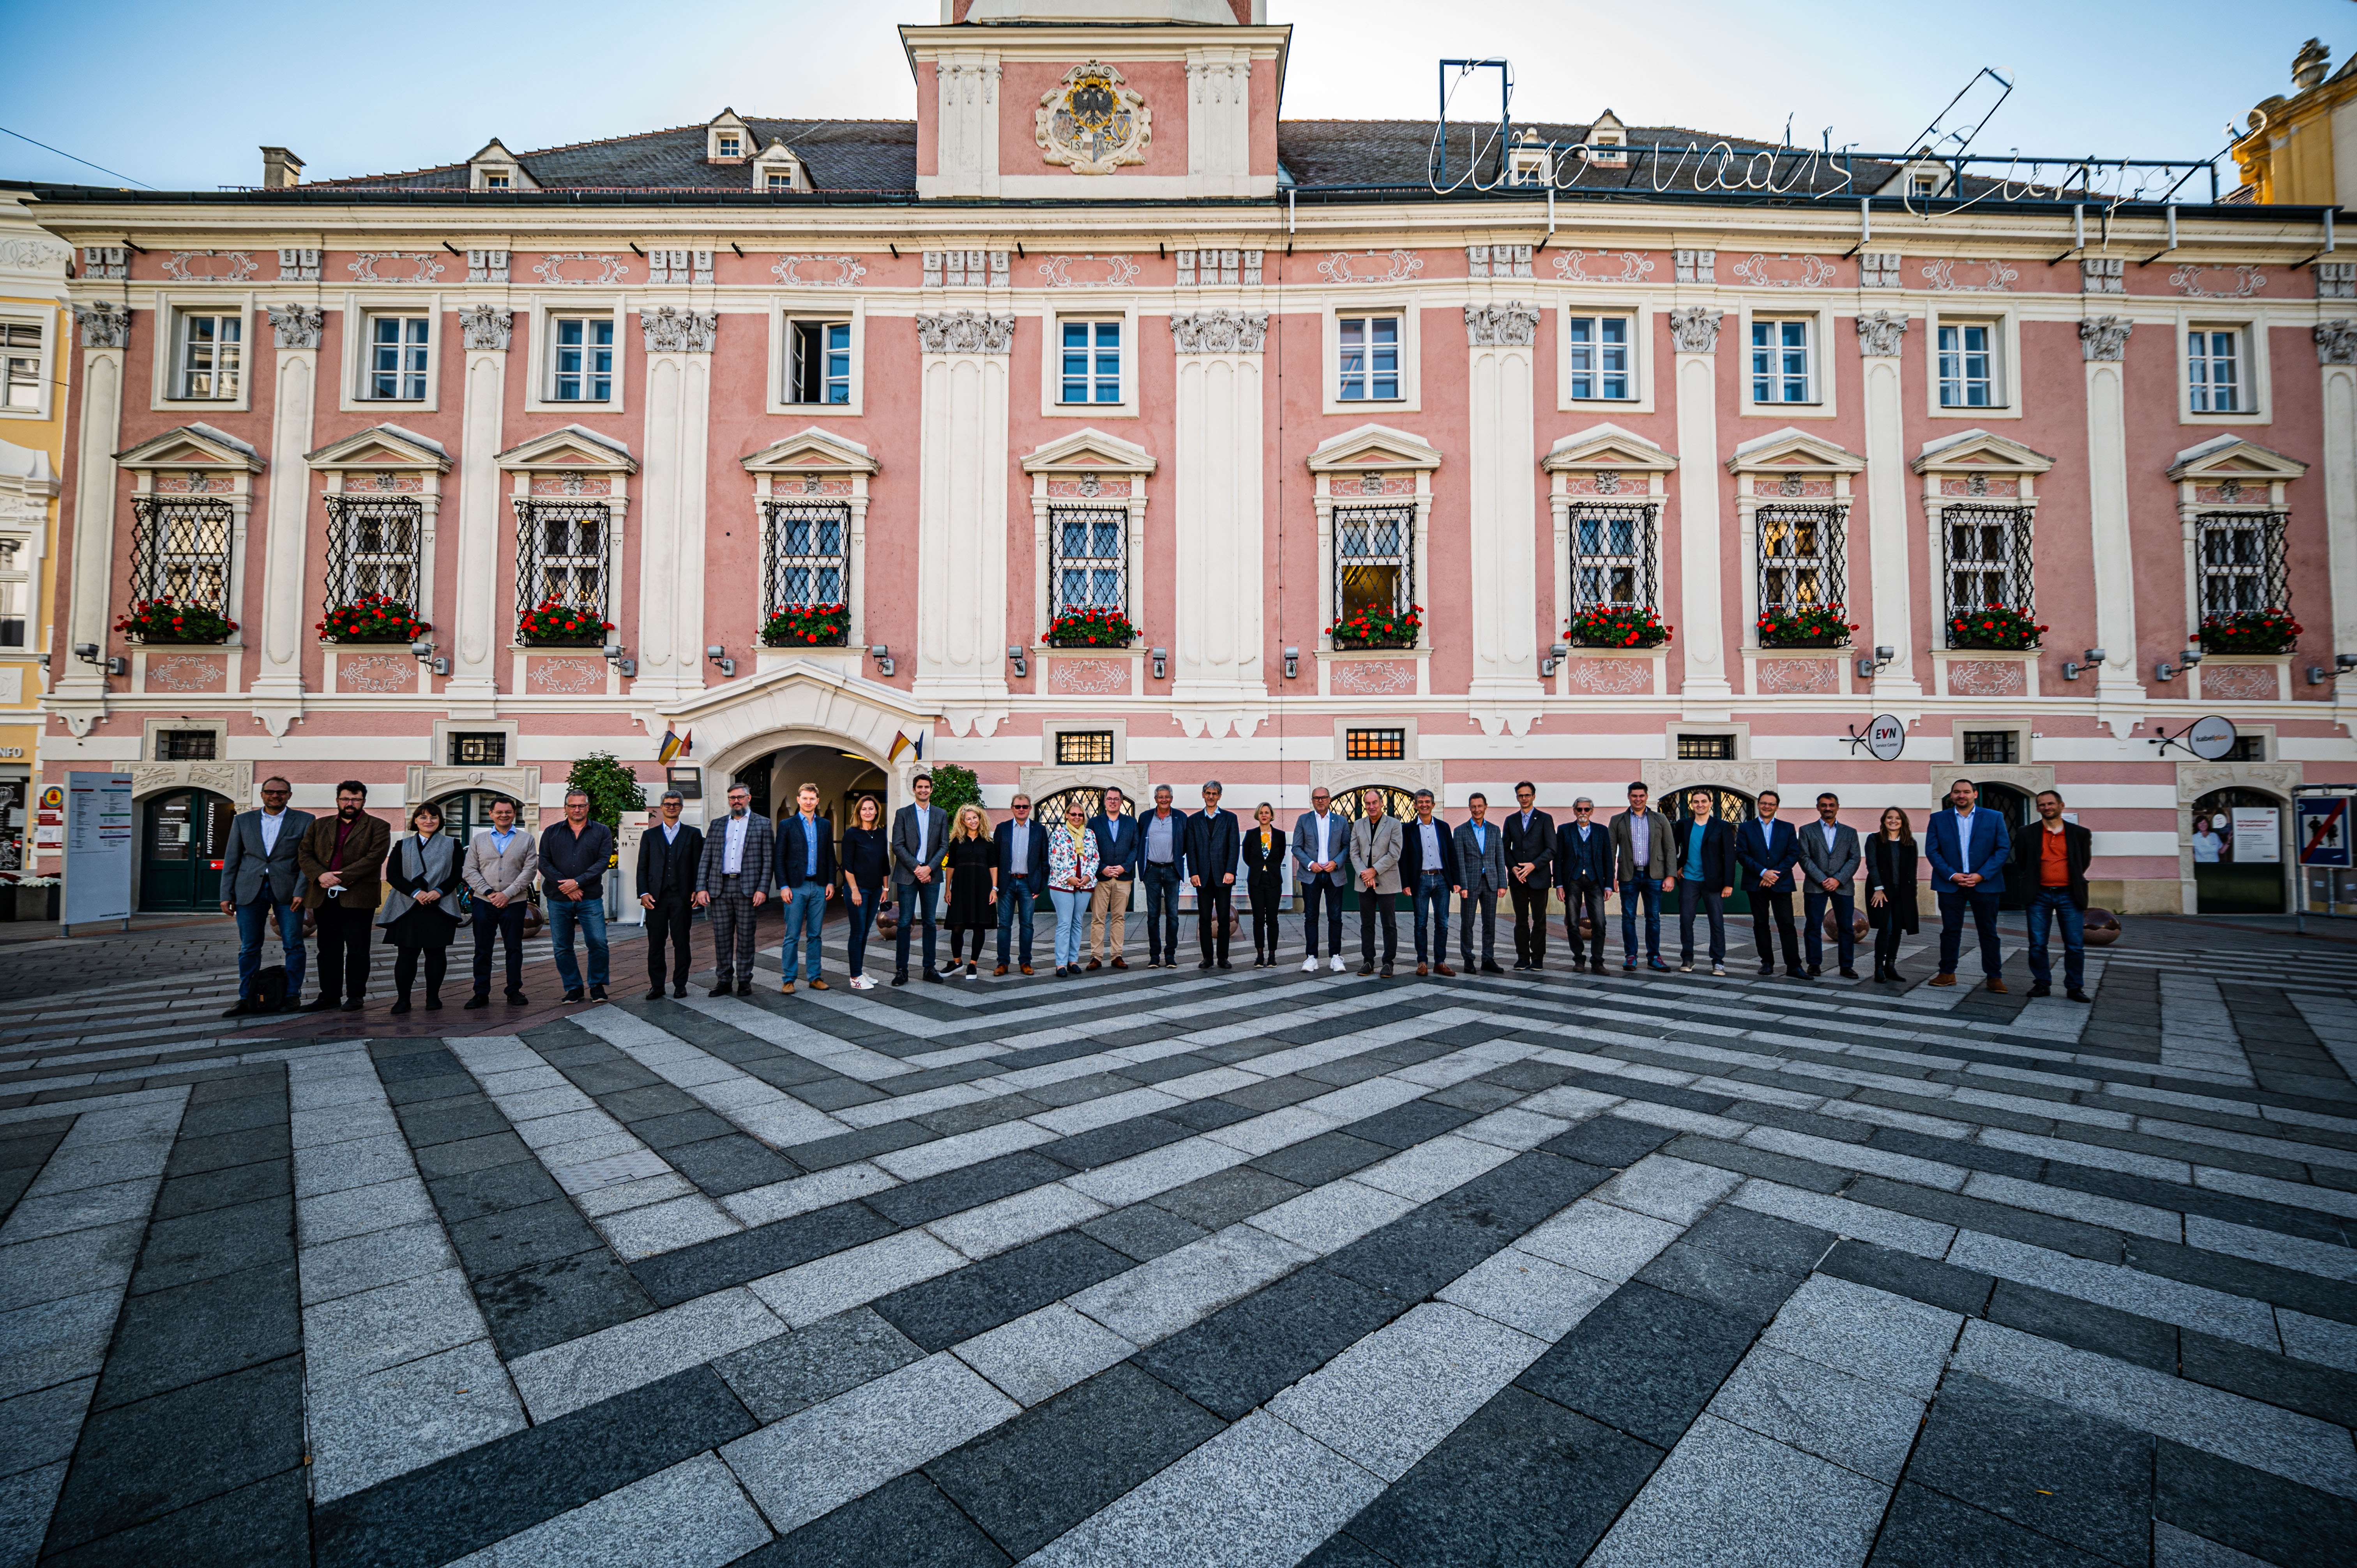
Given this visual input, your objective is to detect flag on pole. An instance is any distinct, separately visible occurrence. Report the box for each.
[888,731,913,764]
[657,727,682,764]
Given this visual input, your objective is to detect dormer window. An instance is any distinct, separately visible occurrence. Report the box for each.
[484,170,510,189]
[751,138,806,193]
[717,134,742,158]
[466,139,536,191]
[1585,110,1628,168]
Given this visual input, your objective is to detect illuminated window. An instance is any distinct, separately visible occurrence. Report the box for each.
[1677,734,1736,761]
[1346,728,1406,761]
[1055,731,1115,766]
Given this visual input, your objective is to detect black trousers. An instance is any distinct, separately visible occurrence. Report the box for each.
[1359,894,1398,969]
[1247,876,1283,957]
[1565,883,1608,965]
[312,902,374,1001]
[645,895,694,988]
[392,943,447,1000]
[1302,880,1345,957]
[1751,885,1801,969]
[1873,922,1906,973]
[472,901,527,996]
[1196,880,1233,963]
[1510,878,1550,964]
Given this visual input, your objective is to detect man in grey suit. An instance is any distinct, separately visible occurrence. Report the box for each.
[1610,781,1675,972]
[1292,786,1352,973]
[1351,787,1405,978]
[1452,791,1507,974]
[1799,791,1862,978]
[695,781,773,996]
[218,776,313,1017]
[890,772,951,986]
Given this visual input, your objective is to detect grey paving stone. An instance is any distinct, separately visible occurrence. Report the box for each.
[307,1338,528,1503]
[447,1198,604,1280]
[1246,1131,1392,1188]
[0,1288,119,1402]
[1950,1230,2282,1350]
[476,1248,657,1360]
[443,1451,771,1568]
[875,1230,1133,1352]
[1905,1371,2156,1563]
[411,1131,535,1181]
[713,1306,925,1422]
[152,1157,290,1220]
[129,1192,293,1294]
[1135,1261,1406,1421]
[299,1216,457,1306]
[1987,1279,2180,1372]
[1818,1238,1997,1317]
[510,1288,782,1426]
[736,1471,1009,1568]
[1869,1483,2120,1568]
[1081,1201,1209,1262]
[1585,1413,1889,1568]
[1069,1222,1315,1348]
[1540,1112,1675,1169]
[2180,1329,2357,1427]
[0,1176,157,1244]
[304,1267,491,1388]
[1709,1344,1926,1483]
[2152,1438,2357,1568]
[2150,1519,2281,1568]
[0,1459,68,1568]
[94,1259,301,1409]
[628,1199,899,1308]
[0,1219,143,1312]
[1150,1165,1306,1231]
[1267,1300,1544,1481]
[36,1467,312,1568]
[865,1152,1071,1229]
[1594,1154,1744,1225]
[662,1134,801,1197]
[427,1160,567,1226]
[1762,1274,1963,1398]
[1516,1281,1760,1448]
[296,1174,437,1247]
[0,1375,94,1481]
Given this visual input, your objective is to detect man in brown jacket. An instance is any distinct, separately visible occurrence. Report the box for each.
[298,779,392,1011]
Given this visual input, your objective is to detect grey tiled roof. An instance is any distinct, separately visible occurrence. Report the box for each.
[310,119,920,193]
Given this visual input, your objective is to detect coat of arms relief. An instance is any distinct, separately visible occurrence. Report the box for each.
[1037,61,1151,174]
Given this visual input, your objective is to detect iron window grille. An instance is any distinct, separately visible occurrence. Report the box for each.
[1048,505,1127,618]
[2197,511,2289,616]
[1961,731,2019,765]
[449,732,506,765]
[1941,504,2035,639]
[158,729,217,761]
[1677,734,1737,761]
[1754,504,1845,616]
[760,500,848,615]
[1032,786,1132,825]
[1333,504,1415,624]
[1569,503,1659,620]
[513,500,611,624]
[323,495,423,606]
[130,496,233,613]
[1346,728,1406,761]
[1054,731,1115,766]
[1334,785,1417,822]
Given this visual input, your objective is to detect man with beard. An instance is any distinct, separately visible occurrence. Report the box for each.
[298,780,390,1012]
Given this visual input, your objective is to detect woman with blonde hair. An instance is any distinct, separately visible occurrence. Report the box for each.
[1047,797,1103,976]
[942,802,997,978]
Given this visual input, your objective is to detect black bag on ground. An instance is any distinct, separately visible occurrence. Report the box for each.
[248,964,289,1011]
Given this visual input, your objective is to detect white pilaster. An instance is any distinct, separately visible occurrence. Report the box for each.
[51,305,128,731]
[925,54,1001,200]
[252,305,321,721]
[634,307,716,706]
[2320,323,2357,691]
[1857,309,1920,697]
[1185,50,1253,198]
[913,310,1014,728]
[1669,307,1732,704]
[1464,302,1542,724]
[448,306,510,705]
[1170,310,1268,731]
[2081,317,2142,710]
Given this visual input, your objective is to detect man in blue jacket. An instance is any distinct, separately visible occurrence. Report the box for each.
[1184,780,1241,969]
[1926,777,2012,991]
[1675,790,1738,975]
[1086,785,1140,971]
[1735,789,1805,979]
[1553,796,1616,972]
[994,792,1052,976]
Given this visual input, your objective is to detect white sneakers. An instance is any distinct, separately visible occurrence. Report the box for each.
[1329,955,1347,973]
[849,974,874,990]
[1712,964,1727,976]
[1301,956,1320,973]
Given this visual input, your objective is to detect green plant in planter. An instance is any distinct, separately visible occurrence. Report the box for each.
[1569,605,1671,649]
[2199,608,2301,655]
[1329,602,1423,650]
[113,597,236,644]
[318,593,429,644]
[1945,606,2044,650]
[761,603,850,647]
[518,598,612,646]
[564,751,646,832]
[1042,607,1138,648]
[925,763,981,823]
[1755,603,1856,649]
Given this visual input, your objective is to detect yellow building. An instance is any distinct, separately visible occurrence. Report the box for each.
[0,192,69,876]
[2232,36,2357,208]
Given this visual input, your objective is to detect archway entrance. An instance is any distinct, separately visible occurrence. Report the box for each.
[2192,788,2288,914]
[1664,785,1758,915]
[1974,781,2036,911]
[1331,784,1419,910]
[433,788,524,847]
[140,788,234,911]
[731,743,889,839]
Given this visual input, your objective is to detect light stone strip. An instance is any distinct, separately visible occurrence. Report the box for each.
[565,1007,850,1149]
[2159,973,2252,1084]
[443,1452,773,1568]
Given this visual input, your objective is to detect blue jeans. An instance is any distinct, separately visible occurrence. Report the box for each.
[1412,871,1451,963]
[1619,878,1663,962]
[1050,887,1090,967]
[235,896,304,1003]
[894,878,939,976]
[546,895,608,991]
[845,886,880,977]
[779,881,827,980]
[1805,885,1855,970]
[1678,880,1725,964]
[1937,886,2004,980]
[997,882,1038,967]
[1140,864,1182,962]
[2024,888,2085,990]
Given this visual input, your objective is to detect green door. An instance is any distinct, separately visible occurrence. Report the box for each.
[1663,787,1757,915]
[1975,782,2036,911]
[140,789,233,911]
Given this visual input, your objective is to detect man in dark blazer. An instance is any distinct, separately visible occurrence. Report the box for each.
[1503,780,1556,970]
[1926,778,2011,991]
[2012,788,2093,1001]
[774,782,837,993]
[1553,797,1616,972]
[636,790,704,1000]
[995,792,1052,976]
[1610,782,1675,972]
[1736,789,1805,978]
[1798,792,1862,979]
[890,772,951,985]
[1183,780,1241,969]
[297,780,391,1012]
[1292,786,1352,973]
[696,781,774,996]
[219,775,313,1016]
[1673,789,1738,975]
[1086,785,1140,971]
[1399,788,1458,976]
[1452,792,1507,974]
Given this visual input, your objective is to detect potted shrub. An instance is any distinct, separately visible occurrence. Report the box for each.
[518,598,611,648]
[1569,605,1672,650]
[1329,602,1422,651]
[1946,606,2045,651]
[4,876,59,922]
[2199,608,2300,655]
[1756,603,1856,649]
[113,597,236,645]
[761,603,850,648]
[1042,607,1138,648]
[319,593,429,644]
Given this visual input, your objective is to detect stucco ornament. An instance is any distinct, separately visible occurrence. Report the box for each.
[1463,302,1540,347]
[1037,60,1151,174]
[2315,319,2357,366]
[1668,307,1723,354]
[640,306,717,354]
[2079,316,2133,362]
[917,311,1017,354]
[1855,309,1908,357]
[267,304,324,350]
[1170,310,1268,354]
[74,301,131,349]
[459,306,513,351]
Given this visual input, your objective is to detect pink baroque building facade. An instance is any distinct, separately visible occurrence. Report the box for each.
[16,0,2357,917]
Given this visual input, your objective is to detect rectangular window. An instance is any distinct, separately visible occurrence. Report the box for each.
[1049,505,1127,618]
[1677,734,1736,761]
[766,171,792,191]
[788,320,851,404]
[158,729,217,761]
[368,316,430,400]
[1942,505,2034,632]
[1055,730,1115,766]
[1346,727,1406,761]
[717,134,742,157]
[2223,735,2266,761]
[2188,328,2241,413]
[130,496,233,614]
[449,732,507,766]
[1569,503,1658,616]
[1332,504,1414,632]
[1338,316,1400,401]
[1565,315,1632,400]
[323,496,423,606]
[513,500,610,626]
[1750,318,1813,403]
[0,539,23,646]
[177,312,243,400]
[2,322,41,411]
[2197,511,2288,616]
[1961,731,2019,765]
[1755,505,1844,616]
[551,316,613,402]
[1059,320,1122,404]
[483,171,510,188]
[761,500,848,616]
[1937,323,1994,408]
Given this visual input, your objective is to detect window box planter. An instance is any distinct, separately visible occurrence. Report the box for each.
[1755,604,1855,650]
[2,880,59,922]
[2198,609,2300,656]
[1568,605,1672,650]
[518,599,612,648]
[761,603,850,648]
[319,595,429,645]
[113,598,236,646]
[1945,606,2044,652]
[1042,607,1138,649]
[1328,604,1422,652]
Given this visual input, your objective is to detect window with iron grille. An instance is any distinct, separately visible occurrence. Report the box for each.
[1569,503,1658,618]
[1338,316,1400,401]
[1961,731,2019,765]
[176,312,242,400]
[760,500,848,614]
[158,729,216,761]
[130,496,233,613]
[1346,728,1406,761]
[1048,506,1126,618]
[3,322,41,411]
[1754,504,1844,616]
[513,500,610,622]
[1941,505,2034,637]
[449,732,507,765]
[323,495,423,606]
[2198,512,2289,616]
[1677,734,1737,761]
[1333,504,1414,625]
[1055,730,1115,766]
[368,316,430,400]
[788,321,851,404]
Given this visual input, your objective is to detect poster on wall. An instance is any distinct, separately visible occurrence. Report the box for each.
[2297,798,2348,867]
[34,783,62,851]
[2230,806,2281,864]
[63,772,134,927]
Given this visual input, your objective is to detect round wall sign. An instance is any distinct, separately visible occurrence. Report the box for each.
[1865,715,1906,762]
[2188,715,2239,761]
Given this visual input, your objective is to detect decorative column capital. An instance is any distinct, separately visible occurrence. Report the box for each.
[640,305,717,354]
[2079,315,2133,362]
[2316,319,2357,366]
[267,304,324,350]
[1668,306,1723,354]
[917,309,1018,354]
[1855,309,1908,357]
[458,305,513,351]
[1463,302,1539,347]
[1170,309,1268,354]
[74,301,130,349]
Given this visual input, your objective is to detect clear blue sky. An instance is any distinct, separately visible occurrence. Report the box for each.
[4,1,2349,192]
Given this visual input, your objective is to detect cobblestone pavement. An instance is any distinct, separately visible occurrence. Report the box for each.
[2,911,2353,1567]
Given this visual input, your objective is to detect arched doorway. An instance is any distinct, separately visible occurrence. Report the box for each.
[1331,784,1419,910]
[2192,787,2288,914]
[434,789,524,846]
[1664,785,1758,915]
[1973,781,2036,911]
[1033,785,1133,826]
[140,788,234,911]
[732,742,889,840]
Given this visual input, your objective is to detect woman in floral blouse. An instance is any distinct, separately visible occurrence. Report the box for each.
[1047,798,1103,976]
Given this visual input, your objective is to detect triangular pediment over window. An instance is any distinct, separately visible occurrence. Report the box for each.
[1542,422,1677,473]
[1726,427,1864,475]
[741,426,880,474]
[2165,434,2308,483]
[1304,423,1443,473]
[1021,428,1157,475]
[304,425,451,472]
[114,423,265,472]
[1911,428,2056,476]
[495,425,638,473]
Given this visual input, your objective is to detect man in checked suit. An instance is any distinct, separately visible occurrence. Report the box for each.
[1503,780,1555,970]
[218,776,313,1017]
[695,781,772,996]
[891,772,951,985]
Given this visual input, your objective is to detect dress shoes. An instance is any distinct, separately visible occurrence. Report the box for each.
[1434,963,1456,977]
[735,983,753,997]
[710,984,735,997]
[1482,962,1507,975]
[2067,988,2090,1003]
[507,990,528,1005]
[465,994,491,1010]
[1087,959,1102,971]
[339,999,364,1012]
[1985,978,2008,994]
[672,985,688,998]
[645,987,667,1001]
[563,988,586,1003]
[1111,958,1127,970]
[1020,965,1034,976]
[994,964,1009,977]
[1416,962,1429,976]
[1928,973,1957,987]
[300,995,340,1012]
[220,999,252,1019]
[389,998,412,1015]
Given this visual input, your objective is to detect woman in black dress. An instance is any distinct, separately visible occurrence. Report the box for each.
[377,801,466,1013]
[1864,806,1921,983]
[1241,802,1287,966]
[840,795,890,991]
[942,803,997,978]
